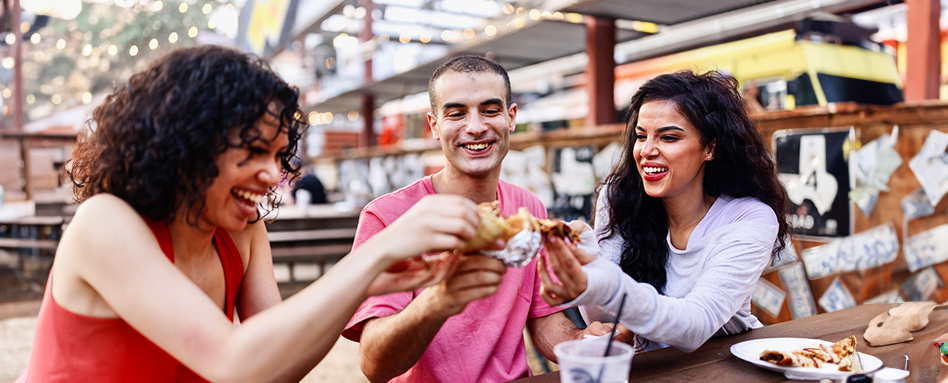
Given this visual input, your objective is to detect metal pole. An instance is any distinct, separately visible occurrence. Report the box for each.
[10,0,22,131]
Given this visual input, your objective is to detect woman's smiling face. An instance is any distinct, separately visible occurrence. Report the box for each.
[633,99,713,201]
[199,112,289,232]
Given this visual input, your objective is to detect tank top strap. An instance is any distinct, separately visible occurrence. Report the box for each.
[142,217,175,263]
[213,227,244,321]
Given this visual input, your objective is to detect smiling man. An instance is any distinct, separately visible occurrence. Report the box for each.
[341,55,595,383]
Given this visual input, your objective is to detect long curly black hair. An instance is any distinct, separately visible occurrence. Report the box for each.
[69,45,306,225]
[601,70,789,294]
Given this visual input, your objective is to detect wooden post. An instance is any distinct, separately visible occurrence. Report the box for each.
[905,0,941,101]
[585,16,615,128]
[358,0,376,148]
[10,0,23,132]
[19,137,32,200]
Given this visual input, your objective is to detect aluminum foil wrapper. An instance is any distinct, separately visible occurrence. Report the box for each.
[481,229,542,267]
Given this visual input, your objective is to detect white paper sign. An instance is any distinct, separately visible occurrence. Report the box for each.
[901,267,943,302]
[801,222,900,279]
[864,289,905,305]
[901,188,936,221]
[903,224,948,272]
[849,129,902,217]
[752,278,786,317]
[908,129,948,207]
[779,262,818,319]
[818,277,857,313]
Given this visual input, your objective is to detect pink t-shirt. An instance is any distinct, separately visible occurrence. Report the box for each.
[342,176,562,383]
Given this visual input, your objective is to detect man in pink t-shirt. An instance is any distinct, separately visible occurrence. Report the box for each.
[342,56,598,382]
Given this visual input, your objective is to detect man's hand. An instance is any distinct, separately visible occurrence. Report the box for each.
[584,321,634,345]
[417,254,507,318]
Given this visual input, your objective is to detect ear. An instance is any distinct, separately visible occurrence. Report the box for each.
[706,140,716,160]
[507,103,518,132]
[427,112,440,140]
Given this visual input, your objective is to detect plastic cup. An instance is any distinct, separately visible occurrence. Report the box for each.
[554,338,634,383]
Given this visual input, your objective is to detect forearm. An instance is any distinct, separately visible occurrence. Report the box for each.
[527,312,584,363]
[359,292,449,382]
[264,335,339,383]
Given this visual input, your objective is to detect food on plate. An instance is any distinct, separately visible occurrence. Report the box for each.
[759,335,863,372]
[462,202,580,252]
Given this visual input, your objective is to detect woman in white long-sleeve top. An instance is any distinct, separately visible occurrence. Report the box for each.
[538,70,791,353]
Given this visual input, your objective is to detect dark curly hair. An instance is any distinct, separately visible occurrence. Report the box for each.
[601,70,790,294]
[69,45,306,225]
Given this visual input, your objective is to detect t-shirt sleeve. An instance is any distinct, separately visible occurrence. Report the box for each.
[342,206,414,342]
[524,193,564,319]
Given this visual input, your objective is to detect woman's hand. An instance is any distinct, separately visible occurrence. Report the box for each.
[366,251,463,296]
[537,235,596,306]
[369,195,481,262]
[361,195,503,296]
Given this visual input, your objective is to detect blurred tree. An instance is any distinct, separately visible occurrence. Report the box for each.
[5,0,230,123]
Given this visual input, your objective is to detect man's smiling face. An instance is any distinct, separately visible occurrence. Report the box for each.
[427,71,517,180]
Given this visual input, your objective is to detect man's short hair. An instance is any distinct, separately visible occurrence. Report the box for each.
[428,55,512,115]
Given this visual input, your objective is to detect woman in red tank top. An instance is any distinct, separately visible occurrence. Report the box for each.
[16,46,484,383]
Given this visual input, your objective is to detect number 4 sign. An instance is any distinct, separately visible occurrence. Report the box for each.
[774,129,853,238]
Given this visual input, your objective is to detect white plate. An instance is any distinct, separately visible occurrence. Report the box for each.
[730,337,883,380]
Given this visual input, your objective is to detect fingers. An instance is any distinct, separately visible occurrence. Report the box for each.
[537,254,567,306]
[583,321,614,337]
[567,220,591,234]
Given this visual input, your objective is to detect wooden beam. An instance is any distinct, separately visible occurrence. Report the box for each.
[358,0,377,148]
[905,0,941,101]
[585,16,615,128]
[10,0,22,132]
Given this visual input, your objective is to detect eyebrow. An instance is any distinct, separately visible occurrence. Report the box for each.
[636,125,685,133]
[441,98,505,112]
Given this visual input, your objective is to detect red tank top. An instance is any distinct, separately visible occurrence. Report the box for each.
[18,218,244,382]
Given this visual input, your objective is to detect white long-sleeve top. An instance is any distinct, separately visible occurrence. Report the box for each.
[572,189,778,352]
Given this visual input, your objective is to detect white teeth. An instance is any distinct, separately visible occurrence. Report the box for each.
[643,166,668,175]
[464,143,489,150]
[233,188,264,204]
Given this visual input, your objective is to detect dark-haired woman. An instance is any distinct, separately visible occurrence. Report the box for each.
[538,70,790,352]
[15,46,480,382]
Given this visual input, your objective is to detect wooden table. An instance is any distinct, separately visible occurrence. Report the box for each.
[514,304,948,382]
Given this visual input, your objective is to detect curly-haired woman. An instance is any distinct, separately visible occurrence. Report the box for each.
[538,70,790,353]
[15,46,482,382]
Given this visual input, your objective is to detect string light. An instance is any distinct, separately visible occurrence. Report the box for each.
[51,94,62,105]
[129,45,139,56]
[152,1,163,11]
[347,110,359,121]
[30,34,41,44]
[1,58,14,69]
[178,2,187,12]
[108,45,118,55]
[26,94,35,104]
[2,89,10,98]
[82,44,92,56]
[149,38,158,50]
[82,92,92,104]
[202,4,211,14]
[188,27,198,38]
[399,33,410,44]
[169,32,178,43]
[56,39,66,49]
[420,32,431,43]
[463,28,475,39]
[4,34,14,44]
[485,25,497,36]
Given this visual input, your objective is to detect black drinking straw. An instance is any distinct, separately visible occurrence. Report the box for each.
[595,292,628,383]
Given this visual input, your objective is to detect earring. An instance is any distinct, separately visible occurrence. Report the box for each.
[707,154,712,159]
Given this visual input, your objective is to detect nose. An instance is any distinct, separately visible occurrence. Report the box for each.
[258,157,282,185]
[639,137,658,158]
[465,112,489,136]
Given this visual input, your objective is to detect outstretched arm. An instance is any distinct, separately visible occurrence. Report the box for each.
[58,194,477,383]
